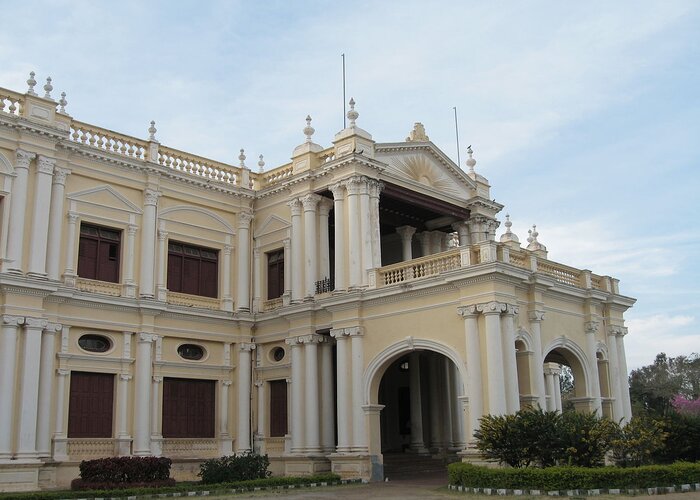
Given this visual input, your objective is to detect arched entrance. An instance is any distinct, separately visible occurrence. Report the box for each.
[542,340,591,413]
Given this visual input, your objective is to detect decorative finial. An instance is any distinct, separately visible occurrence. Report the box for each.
[58,92,68,114]
[347,97,359,127]
[531,224,538,242]
[43,76,53,99]
[504,215,512,234]
[303,115,315,143]
[500,214,520,244]
[526,224,547,253]
[406,122,429,142]
[148,120,157,141]
[527,228,534,244]
[26,71,37,96]
[466,145,476,174]
[258,154,265,173]
[239,148,246,168]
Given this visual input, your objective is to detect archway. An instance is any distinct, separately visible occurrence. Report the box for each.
[542,339,591,413]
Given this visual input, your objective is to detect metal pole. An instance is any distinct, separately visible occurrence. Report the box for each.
[342,53,347,129]
[453,107,461,167]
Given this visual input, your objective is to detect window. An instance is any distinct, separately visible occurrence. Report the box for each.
[269,379,288,437]
[77,223,121,283]
[167,241,218,298]
[162,378,215,438]
[68,372,114,438]
[78,334,112,353]
[266,249,284,300]
[177,343,205,361]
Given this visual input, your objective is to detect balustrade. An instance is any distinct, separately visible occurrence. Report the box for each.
[264,437,286,456]
[162,438,218,458]
[260,162,293,186]
[70,121,147,159]
[167,291,220,310]
[0,89,24,116]
[67,438,115,459]
[158,146,240,185]
[262,297,283,312]
[537,261,581,287]
[76,277,122,297]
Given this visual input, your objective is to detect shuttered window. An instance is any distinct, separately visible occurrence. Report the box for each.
[77,224,121,283]
[266,249,284,300]
[162,378,215,438]
[67,371,115,438]
[269,379,288,437]
[167,241,218,298]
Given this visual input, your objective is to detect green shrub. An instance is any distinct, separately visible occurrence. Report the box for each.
[448,461,700,490]
[199,451,271,484]
[653,412,700,463]
[558,411,618,467]
[75,456,172,485]
[611,416,667,467]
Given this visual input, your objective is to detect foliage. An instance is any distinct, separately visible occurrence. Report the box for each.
[76,456,172,484]
[473,410,550,468]
[671,394,700,416]
[558,411,619,467]
[629,352,700,417]
[611,416,667,467]
[448,461,700,490]
[199,451,271,484]
[71,478,175,490]
[652,411,700,463]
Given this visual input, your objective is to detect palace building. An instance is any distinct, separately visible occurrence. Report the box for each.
[0,74,635,491]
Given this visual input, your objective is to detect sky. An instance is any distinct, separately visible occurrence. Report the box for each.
[1,0,698,371]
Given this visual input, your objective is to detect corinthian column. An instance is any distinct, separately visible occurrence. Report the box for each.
[607,327,624,421]
[501,305,520,414]
[528,311,547,409]
[63,212,80,285]
[0,315,24,459]
[16,318,48,458]
[359,179,372,283]
[46,167,70,280]
[237,343,255,452]
[140,189,161,298]
[237,212,253,311]
[223,242,234,311]
[458,305,483,442]
[288,199,303,302]
[301,193,320,298]
[585,321,602,415]
[318,198,333,282]
[133,333,155,455]
[285,337,304,453]
[331,328,351,452]
[396,226,416,261]
[300,334,322,453]
[348,326,367,452]
[37,323,61,457]
[616,328,632,422]
[345,177,363,288]
[330,183,346,292]
[409,352,428,453]
[27,156,56,277]
[368,180,383,268]
[156,224,168,301]
[479,302,507,415]
[6,150,35,273]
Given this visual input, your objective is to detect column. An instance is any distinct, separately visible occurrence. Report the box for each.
[606,327,624,421]
[220,381,233,455]
[156,224,168,301]
[63,212,79,284]
[6,150,34,273]
[452,222,470,247]
[585,321,602,415]
[418,232,431,257]
[369,180,383,268]
[115,374,132,456]
[396,226,416,261]
[16,318,47,458]
[252,246,260,312]
[36,323,60,457]
[320,338,335,453]
[0,315,23,459]
[501,305,520,414]
[348,327,367,452]
[288,199,303,302]
[236,212,253,311]
[331,328,351,452]
[616,329,633,422]
[282,237,291,302]
[479,302,507,415]
[52,369,70,460]
[528,311,547,409]
[345,178,363,288]
[458,305,483,442]
[301,335,321,453]
[442,357,454,447]
[430,231,442,254]
[139,189,160,298]
[255,381,265,440]
[27,156,56,276]
[150,376,162,456]
[450,363,465,448]
[222,243,234,311]
[318,198,332,281]
[553,368,563,412]
[286,337,304,453]
[237,343,255,452]
[330,183,347,291]
[45,167,70,280]
[427,355,443,451]
[123,224,138,297]
[133,333,154,455]
[409,352,428,453]
[359,179,372,283]
[544,365,556,412]
[301,193,320,298]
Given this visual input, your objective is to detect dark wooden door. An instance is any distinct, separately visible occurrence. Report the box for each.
[162,378,215,438]
[269,379,288,437]
[67,371,115,438]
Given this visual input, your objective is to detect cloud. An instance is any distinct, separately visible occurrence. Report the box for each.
[624,314,698,370]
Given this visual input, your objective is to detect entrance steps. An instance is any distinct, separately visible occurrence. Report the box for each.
[382,452,456,480]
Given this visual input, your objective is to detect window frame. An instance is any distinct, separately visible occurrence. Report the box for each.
[162,377,216,438]
[67,371,115,438]
[266,248,284,300]
[167,239,220,298]
[77,222,122,283]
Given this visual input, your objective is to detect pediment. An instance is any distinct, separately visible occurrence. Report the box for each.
[375,143,476,200]
[254,214,289,238]
[160,205,234,234]
[67,185,142,214]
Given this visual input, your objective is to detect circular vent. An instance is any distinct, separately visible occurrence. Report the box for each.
[78,334,112,353]
[271,346,285,362]
[178,343,205,361]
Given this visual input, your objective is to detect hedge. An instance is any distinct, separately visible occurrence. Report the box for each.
[77,456,172,484]
[448,462,700,490]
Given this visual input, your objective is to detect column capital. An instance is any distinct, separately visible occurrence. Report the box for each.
[318,197,333,216]
[476,301,507,316]
[608,325,624,337]
[344,175,366,195]
[15,149,36,169]
[457,305,479,318]
[152,376,163,383]
[238,211,254,229]
[222,380,233,387]
[300,192,322,211]
[330,182,346,200]
[137,332,156,343]
[585,321,600,334]
[119,374,133,381]
[67,211,79,224]
[57,368,70,377]
[157,228,168,241]
[396,225,416,241]
[283,237,291,249]
[36,155,56,175]
[2,314,25,326]
[528,310,545,322]
[451,221,469,232]
[345,326,364,337]
[239,342,256,352]
[224,244,233,256]
[297,333,329,344]
[127,224,138,235]
[45,322,63,333]
[52,167,71,186]
[287,197,303,216]
[367,179,384,198]
[543,362,561,376]
[24,317,48,330]
[254,381,263,388]
[144,188,161,206]
[502,304,519,316]
[330,327,348,339]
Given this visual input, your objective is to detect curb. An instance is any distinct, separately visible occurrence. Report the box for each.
[448,483,700,496]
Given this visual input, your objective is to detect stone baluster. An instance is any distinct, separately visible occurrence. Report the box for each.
[140,189,160,298]
[458,305,483,442]
[585,321,603,415]
[301,193,320,298]
[133,333,155,455]
[236,212,253,311]
[288,199,303,302]
[331,328,351,452]
[330,183,347,291]
[237,343,255,452]
[6,150,35,273]
[16,318,48,458]
[479,302,507,416]
[36,323,61,457]
[0,315,24,458]
[501,305,520,414]
[396,226,416,261]
[528,311,547,409]
[45,167,70,280]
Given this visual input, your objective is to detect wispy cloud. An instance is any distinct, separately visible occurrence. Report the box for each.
[625,314,698,370]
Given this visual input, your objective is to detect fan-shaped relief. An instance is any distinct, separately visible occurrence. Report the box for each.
[383,154,464,198]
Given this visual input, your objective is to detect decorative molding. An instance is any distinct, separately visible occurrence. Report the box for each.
[15,149,36,169]
[2,314,25,326]
[144,188,161,207]
[37,155,56,174]
[24,317,49,329]
[528,310,545,322]
[584,321,600,334]
[456,305,479,318]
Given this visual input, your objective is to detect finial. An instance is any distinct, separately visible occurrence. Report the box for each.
[531,224,538,242]
[500,214,520,244]
[466,145,476,174]
[504,215,512,234]
[347,97,359,127]
[148,120,157,141]
[258,154,265,173]
[527,228,534,244]
[526,224,546,253]
[43,76,53,99]
[303,115,315,143]
[26,71,37,96]
[239,148,247,168]
[58,92,68,114]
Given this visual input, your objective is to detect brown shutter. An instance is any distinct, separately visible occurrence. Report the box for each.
[67,372,114,438]
[162,378,215,438]
[269,379,288,437]
[200,260,218,298]
[78,238,98,280]
[167,252,183,292]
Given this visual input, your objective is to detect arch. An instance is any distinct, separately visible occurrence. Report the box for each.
[364,337,467,406]
[595,341,609,360]
[542,336,591,396]
[160,205,234,233]
[514,327,533,352]
[0,152,13,175]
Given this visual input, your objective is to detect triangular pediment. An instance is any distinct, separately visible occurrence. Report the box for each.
[375,142,476,200]
[67,185,142,214]
[254,214,289,238]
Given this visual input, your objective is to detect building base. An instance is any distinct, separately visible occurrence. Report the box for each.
[329,453,371,482]
[0,461,41,493]
[283,455,331,476]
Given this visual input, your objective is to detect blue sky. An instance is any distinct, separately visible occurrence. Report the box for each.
[1,0,698,370]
